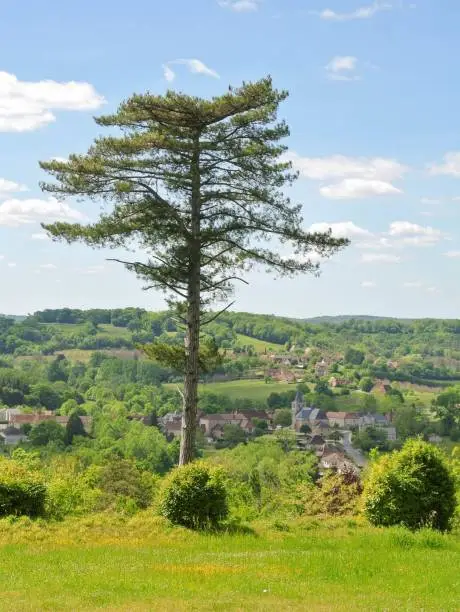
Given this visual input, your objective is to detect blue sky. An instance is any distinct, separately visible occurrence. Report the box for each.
[1,0,460,318]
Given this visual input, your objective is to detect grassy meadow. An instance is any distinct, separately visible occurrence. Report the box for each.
[164,378,298,402]
[234,333,284,354]
[0,515,458,611]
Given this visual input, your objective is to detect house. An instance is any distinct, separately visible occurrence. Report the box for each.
[0,407,22,423]
[294,406,329,431]
[9,413,92,434]
[164,419,182,439]
[199,410,271,440]
[315,359,328,377]
[199,413,249,438]
[372,379,391,394]
[321,452,359,475]
[326,412,361,429]
[328,376,350,388]
[309,434,326,446]
[358,412,390,430]
[383,427,397,441]
[373,413,390,428]
[0,427,28,446]
[160,412,183,438]
[266,368,298,383]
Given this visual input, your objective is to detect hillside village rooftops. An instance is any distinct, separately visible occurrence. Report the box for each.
[295,408,327,421]
[2,426,23,435]
[326,412,360,420]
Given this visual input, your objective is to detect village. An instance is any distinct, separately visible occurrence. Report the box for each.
[160,390,397,473]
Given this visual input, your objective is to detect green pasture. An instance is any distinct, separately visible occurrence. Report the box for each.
[0,515,458,611]
[234,333,284,353]
[165,378,297,402]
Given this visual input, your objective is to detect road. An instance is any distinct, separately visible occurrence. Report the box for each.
[341,431,367,468]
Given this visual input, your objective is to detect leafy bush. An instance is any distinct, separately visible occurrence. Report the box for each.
[0,458,46,518]
[363,439,456,531]
[304,467,362,517]
[98,460,157,511]
[158,462,228,529]
[211,437,318,520]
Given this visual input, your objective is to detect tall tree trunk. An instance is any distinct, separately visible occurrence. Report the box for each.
[180,265,200,465]
[179,134,201,466]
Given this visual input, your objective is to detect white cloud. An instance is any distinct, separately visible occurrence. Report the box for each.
[426,286,439,294]
[361,281,376,288]
[31,232,50,241]
[0,197,84,227]
[320,178,402,199]
[162,64,176,83]
[308,221,371,239]
[219,0,260,10]
[361,253,401,263]
[0,71,105,132]
[0,255,4,260]
[429,152,460,177]
[287,152,407,199]
[403,281,423,288]
[0,178,28,197]
[315,2,392,21]
[39,263,57,270]
[287,153,407,181]
[162,59,220,82]
[445,250,460,258]
[356,237,393,250]
[7,262,17,268]
[326,56,360,81]
[388,221,442,245]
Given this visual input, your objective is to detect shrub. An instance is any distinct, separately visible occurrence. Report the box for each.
[158,462,228,529]
[98,460,157,511]
[0,458,46,518]
[304,467,362,517]
[363,439,456,531]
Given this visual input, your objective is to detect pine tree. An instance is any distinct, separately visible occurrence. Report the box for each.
[39,77,348,464]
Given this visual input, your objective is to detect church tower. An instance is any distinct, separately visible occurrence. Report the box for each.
[291,391,304,431]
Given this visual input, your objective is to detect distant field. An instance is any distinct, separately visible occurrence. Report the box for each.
[40,322,86,335]
[165,378,296,401]
[97,324,132,338]
[235,333,284,353]
[41,322,133,339]
[58,349,94,362]
[0,515,458,611]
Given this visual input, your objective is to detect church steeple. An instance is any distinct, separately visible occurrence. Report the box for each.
[291,391,304,431]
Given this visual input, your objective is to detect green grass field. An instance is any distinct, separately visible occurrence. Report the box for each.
[234,333,284,354]
[40,322,132,339]
[0,515,458,611]
[165,378,297,401]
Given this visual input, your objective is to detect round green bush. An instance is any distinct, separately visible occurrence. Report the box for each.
[0,458,47,518]
[363,439,456,531]
[158,462,228,530]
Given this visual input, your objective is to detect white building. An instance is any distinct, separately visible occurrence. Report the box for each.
[0,427,27,446]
